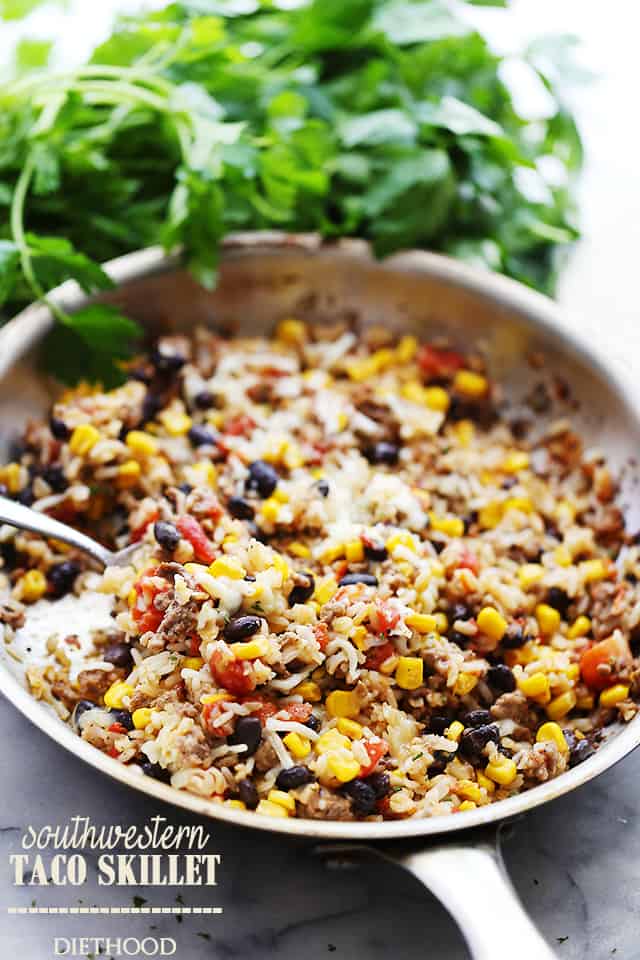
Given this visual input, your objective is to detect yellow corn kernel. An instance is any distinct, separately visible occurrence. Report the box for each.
[160,410,192,436]
[536,603,561,636]
[127,588,137,607]
[478,501,504,529]
[567,615,591,640]
[566,664,580,682]
[256,799,289,818]
[190,461,217,487]
[446,720,465,742]
[433,613,448,632]
[504,496,533,515]
[518,671,551,702]
[326,751,361,783]
[18,569,47,603]
[125,430,158,457]
[226,800,247,811]
[379,655,399,676]
[599,684,630,708]
[289,541,311,559]
[536,721,569,753]
[484,755,517,787]
[276,318,306,344]
[453,419,474,448]
[273,487,290,503]
[3,463,23,494]
[518,564,544,590]
[396,334,418,363]
[458,800,477,812]
[201,692,236,705]
[546,691,577,721]
[283,443,304,471]
[371,347,395,373]
[182,657,204,671]
[477,606,507,643]
[116,459,141,488]
[405,613,438,634]
[395,656,424,690]
[336,718,363,740]
[457,780,483,804]
[293,680,322,702]
[351,626,368,650]
[283,732,311,759]
[316,729,351,755]
[454,673,479,696]
[554,546,572,567]
[230,637,269,660]
[429,513,464,538]
[313,576,337,606]
[502,451,530,473]
[454,370,488,398]
[345,357,377,382]
[209,557,246,580]
[326,689,360,719]
[477,771,496,794]
[272,554,290,583]
[424,386,450,413]
[69,424,100,456]
[132,708,153,730]
[580,559,607,583]
[268,789,297,813]
[261,498,280,523]
[103,681,134,710]
[401,380,428,405]
[345,539,365,563]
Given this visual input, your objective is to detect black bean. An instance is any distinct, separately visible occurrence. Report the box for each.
[546,587,571,618]
[366,771,391,799]
[463,709,492,728]
[223,615,262,643]
[244,574,257,582]
[342,778,378,816]
[50,416,71,440]
[487,664,516,693]
[103,642,134,670]
[139,760,172,784]
[141,392,162,424]
[194,390,215,410]
[452,603,472,622]
[568,738,596,768]
[450,631,470,647]
[130,366,152,384]
[316,478,330,497]
[0,484,8,498]
[151,346,186,373]
[237,778,259,810]
[109,709,134,732]
[304,714,321,732]
[276,765,315,790]
[428,715,450,735]
[246,460,279,498]
[16,487,34,506]
[364,541,388,562]
[179,483,193,494]
[338,573,378,587]
[72,699,98,731]
[288,573,315,606]
[363,442,399,465]
[502,623,528,649]
[228,496,255,521]
[227,717,262,757]
[458,723,500,764]
[49,560,80,598]
[188,424,218,447]
[154,521,181,552]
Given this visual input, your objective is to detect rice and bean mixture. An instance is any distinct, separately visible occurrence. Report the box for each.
[2,320,640,821]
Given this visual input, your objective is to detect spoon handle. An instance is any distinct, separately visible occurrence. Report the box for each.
[0,495,113,568]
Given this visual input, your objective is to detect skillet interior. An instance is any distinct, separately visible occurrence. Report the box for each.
[0,235,639,839]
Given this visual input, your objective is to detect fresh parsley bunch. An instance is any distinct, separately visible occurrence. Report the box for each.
[0,0,582,385]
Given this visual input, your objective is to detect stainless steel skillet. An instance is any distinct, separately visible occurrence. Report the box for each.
[1,233,639,959]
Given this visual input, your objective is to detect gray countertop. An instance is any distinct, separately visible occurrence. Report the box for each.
[1,2,639,958]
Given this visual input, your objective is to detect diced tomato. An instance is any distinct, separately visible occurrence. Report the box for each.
[108,746,120,759]
[580,634,631,691]
[131,570,170,634]
[191,492,223,521]
[210,650,256,696]
[202,700,235,738]
[108,722,128,735]
[224,414,255,437]
[372,601,400,634]
[360,738,389,778]
[241,694,278,725]
[314,622,330,651]
[418,345,464,380]
[285,702,313,723]
[188,634,202,657]
[457,549,479,575]
[365,641,395,671]
[177,514,216,564]
[130,508,159,543]
[376,796,391,816]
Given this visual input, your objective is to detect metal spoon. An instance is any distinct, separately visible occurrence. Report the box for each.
[0,495,141,569]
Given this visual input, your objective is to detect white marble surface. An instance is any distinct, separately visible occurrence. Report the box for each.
[1,2,639,958]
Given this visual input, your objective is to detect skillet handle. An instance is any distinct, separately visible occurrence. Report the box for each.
[398,835,557,960]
